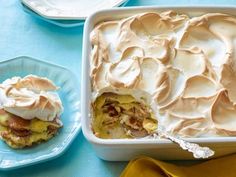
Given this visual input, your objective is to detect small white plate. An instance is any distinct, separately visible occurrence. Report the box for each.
[21,0,127,20]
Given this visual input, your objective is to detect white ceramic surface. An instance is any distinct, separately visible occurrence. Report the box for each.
[81,6,236,161]
[21,3,84,28]
[21,0,127,20]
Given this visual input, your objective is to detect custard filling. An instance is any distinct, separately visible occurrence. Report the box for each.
[0,109,61,148]
[92,93,157,139]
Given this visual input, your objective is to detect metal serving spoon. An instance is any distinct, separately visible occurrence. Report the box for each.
[156,125,215,159]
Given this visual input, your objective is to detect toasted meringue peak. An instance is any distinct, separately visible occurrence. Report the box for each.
[90,11,236,137]
[220,64,236,103]
[163,113,210,137]
[183,75,218,98]
[171,49,206,78]
[139,57,166,95]
[157,67,186,107]
[19,75,58,92]
[108,57,141,88]
[212,90,236,135]
[0,75,63,121]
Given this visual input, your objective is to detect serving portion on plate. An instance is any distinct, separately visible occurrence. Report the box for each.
[0,75,63,148]
[0,57,81,170]
[82,6,236,160]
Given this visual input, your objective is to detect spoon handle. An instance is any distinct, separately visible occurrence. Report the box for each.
[157,126,215,159]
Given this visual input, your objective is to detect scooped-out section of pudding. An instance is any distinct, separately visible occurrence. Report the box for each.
[92,93,157,139]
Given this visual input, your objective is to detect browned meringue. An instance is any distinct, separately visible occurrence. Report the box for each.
[90,11,236,137]
[0,75,63,121]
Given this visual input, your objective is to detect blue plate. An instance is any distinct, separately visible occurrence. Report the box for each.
[0,56,81,170]
[21,0,130,28]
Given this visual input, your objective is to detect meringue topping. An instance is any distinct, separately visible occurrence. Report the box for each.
[90,11,236,137]
[0,75,63,121]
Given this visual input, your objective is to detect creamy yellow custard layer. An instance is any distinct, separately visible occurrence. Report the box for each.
[0,127,57,149]
[0,110,61,148]
[92,93,157,139]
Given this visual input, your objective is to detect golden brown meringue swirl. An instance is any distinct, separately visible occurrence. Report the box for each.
[90,11,236,138]
[0,75,63,121]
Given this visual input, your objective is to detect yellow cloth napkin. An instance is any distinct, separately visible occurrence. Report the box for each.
[120,154,236,177]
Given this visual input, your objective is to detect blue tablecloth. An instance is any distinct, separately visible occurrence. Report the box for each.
[1,0,236,176]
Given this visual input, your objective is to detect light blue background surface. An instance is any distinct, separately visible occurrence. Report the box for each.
[1,0,236,177]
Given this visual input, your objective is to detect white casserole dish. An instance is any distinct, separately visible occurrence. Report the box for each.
[81,6,236,161]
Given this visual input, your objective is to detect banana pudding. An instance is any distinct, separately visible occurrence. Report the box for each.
[90,11,236,139]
